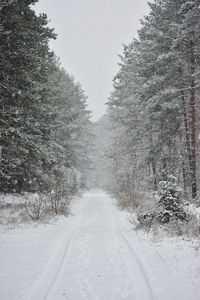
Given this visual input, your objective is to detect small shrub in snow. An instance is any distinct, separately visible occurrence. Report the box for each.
[50,190,71,216]
[137,175,188,229]
[0,204,23,227]
[137,211,157,231]
[47,167,78,216]
[24,194,50,221]
[164,217,200,237]
[157,175,187,223]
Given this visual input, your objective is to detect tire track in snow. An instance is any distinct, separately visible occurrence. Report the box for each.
[26,201,89,300]
[107,199,156,300]
[116,222,155,300]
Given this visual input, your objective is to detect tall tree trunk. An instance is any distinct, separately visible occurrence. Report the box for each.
[181,90,191,163]
[182,162,187,193]
[181,90,192,190]
[151,158,157,191]
[189,40,197,198]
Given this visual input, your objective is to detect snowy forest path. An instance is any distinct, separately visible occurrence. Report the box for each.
[27,190,155,300]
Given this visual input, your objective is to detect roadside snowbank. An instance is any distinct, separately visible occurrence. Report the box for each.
[119,209,200,300]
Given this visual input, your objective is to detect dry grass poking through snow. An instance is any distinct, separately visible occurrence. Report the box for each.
[0,193,72,228]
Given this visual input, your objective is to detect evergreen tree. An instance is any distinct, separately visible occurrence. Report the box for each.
[0,0,56,192]
[0,0,92,198]
[107,0,200,205]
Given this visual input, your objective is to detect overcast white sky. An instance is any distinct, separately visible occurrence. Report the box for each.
[34,0,150,121]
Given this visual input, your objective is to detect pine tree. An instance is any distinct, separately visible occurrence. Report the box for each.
[157,175,187,223]
[0,0,56,192]
[107,0,200,205]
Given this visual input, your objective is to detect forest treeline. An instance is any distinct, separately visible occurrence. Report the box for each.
[106,0,200,216]
[1,0,200,227]
[0,0,91,216]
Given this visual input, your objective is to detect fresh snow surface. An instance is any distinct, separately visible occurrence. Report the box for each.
[0,190,200,300]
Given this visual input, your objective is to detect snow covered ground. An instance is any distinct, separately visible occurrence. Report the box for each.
[0,190,200,300]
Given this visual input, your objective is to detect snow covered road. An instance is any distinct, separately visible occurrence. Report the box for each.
[28,191,154,300]
[0,190,200,300]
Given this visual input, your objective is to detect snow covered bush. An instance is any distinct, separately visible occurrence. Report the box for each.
[48,167,79,216]
[156,175,187,223]
[137,175,188,230]
[50,190,71,216]
[24,194,50,221]
[137,211,157,231]
[164,217,200,237]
